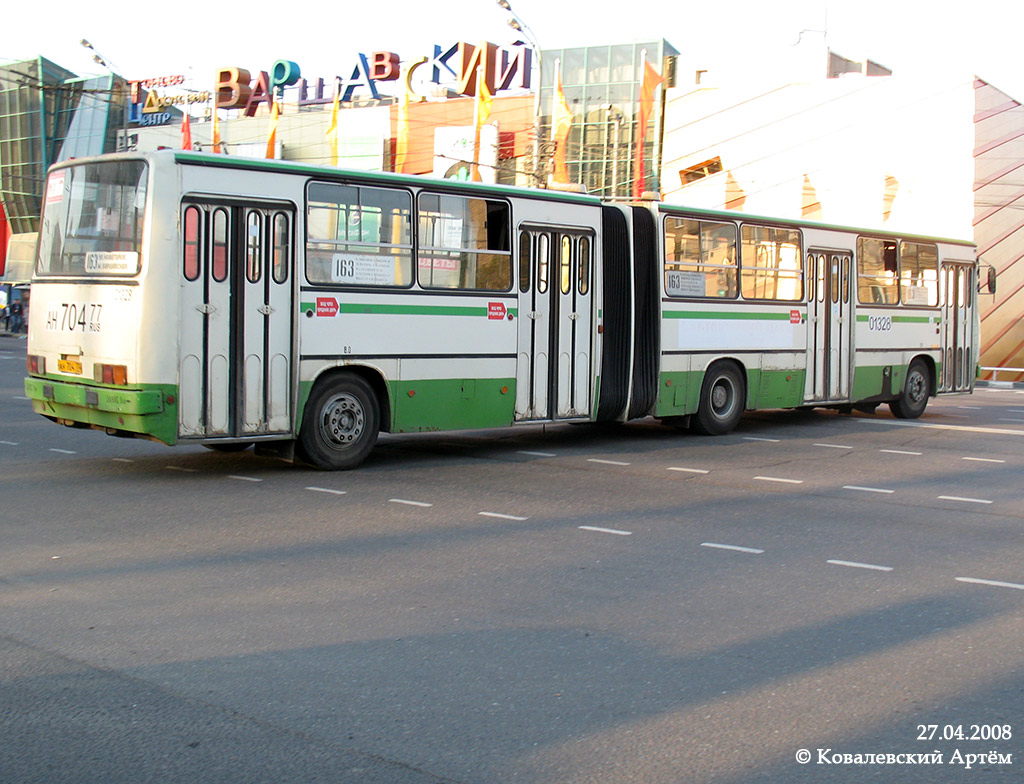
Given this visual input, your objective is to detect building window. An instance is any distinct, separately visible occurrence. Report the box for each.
[679,157,723,186]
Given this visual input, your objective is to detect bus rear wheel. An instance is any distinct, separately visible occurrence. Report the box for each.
[299,374,380,470]
[889,359,930,419]
[692,362,745,435]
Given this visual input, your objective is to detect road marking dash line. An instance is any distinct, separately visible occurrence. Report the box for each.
[111,458,135,463]
[165,466,197,473]
[961,457,1006,463]
[0,440,18,446]
[880,449,922,455]
[701,542,764,554]
[827,559,893,572]
[814,443,854,449]
[956,577,1024,591]
[48,448,76,455]
[743,436,781,442]
[587,458,630,466]
[668,467,710,474]
[843,485,895,494]
[479,511,529,521]
[229,475,262,482]
[306,486,347,495]
[389,498,433,507]
[579,525,632,536]
[755,475,803,484]
[938,495,993,505]
[517,450,556,457]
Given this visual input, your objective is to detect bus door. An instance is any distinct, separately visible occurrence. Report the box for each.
[805,250,852,402]
[516,227,594,420]
[939,262,974,392]
[179,200,294,440]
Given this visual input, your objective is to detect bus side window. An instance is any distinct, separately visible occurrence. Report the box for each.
[212,208,229,282]
[246,211,262,283]
[518,231,531,293]
[272,212,290,284]
[578,236,590,296]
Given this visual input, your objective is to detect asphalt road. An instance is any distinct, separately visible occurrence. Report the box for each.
[1,334,1021,783]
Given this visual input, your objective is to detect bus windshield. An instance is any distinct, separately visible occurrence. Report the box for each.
[36,160,148,277]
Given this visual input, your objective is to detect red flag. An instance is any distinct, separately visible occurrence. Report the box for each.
[632,58,663,199]
[181,113,192,151]
[551,63,573,184]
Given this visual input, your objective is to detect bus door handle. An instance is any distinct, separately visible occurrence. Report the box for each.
[569,313,579,321]
[258,305,275,315]
[196,303,216,314]
[528,311,541,320]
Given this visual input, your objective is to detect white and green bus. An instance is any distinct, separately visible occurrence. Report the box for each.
[24,150,983,469]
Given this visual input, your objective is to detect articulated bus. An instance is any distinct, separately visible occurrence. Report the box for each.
[24,150,983,469]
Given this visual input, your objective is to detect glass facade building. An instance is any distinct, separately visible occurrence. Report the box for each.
[0,58,123,234]
[540,40,678,198]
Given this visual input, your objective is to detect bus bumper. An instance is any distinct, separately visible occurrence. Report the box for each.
[24,376,177,445]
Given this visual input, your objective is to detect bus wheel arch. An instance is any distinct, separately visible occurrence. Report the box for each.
[692,359,747,435]
[889,356,932,419]
[298,368,384,470]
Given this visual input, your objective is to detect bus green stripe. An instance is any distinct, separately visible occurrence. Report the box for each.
[663,310,794,321]
[856,315,936,324]
[300,302,518,317]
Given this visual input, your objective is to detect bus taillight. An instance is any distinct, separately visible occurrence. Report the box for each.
[95,364,128,385]
[27,355,45,375]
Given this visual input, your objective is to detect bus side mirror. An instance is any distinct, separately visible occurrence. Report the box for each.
[982,266,997,295]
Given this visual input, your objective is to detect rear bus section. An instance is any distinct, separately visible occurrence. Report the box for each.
[24,157,178,445]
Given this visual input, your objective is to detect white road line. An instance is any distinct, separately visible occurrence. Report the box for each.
[942,414,971,418]
[859,419,1024,436]
[0,440,18,446]
[587,458,630,466]
[814,443,853,449]
[962,457,1006,463]
[579,525,632,536]
[744,436,781,442]
[165,466,197,473]
[111,458,135,463]
[229,475,262,482]
[518,450,556,457]
[957,406,982,410]
[668,467,710,474]
[1007,410,1024,414]
[701,542,764,554]
[479,511,529,521]
[755,476,803,484]
[48,448,76,455]
[999,418,1024,423]
[827,559,893,572]
[306,486,347,495]
[12,396,29,400]
[956,577,1024,591]
[880,449,922,455]
[389,498,433,507]
[938,495,993,505]
[843,485,895,494]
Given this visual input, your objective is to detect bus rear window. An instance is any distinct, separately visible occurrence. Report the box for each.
[36,160,148,277]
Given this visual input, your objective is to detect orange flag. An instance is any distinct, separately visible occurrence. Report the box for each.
[632,57,663,199]
[472,66,494,182]
[211,109,221,153]
[266,99,280,159]
[181,113,192,151]
[551,61,573,183]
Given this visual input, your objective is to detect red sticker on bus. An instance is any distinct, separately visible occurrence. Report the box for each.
[316,297,339,317]
[488,302,506,320]
[790,309,802,324]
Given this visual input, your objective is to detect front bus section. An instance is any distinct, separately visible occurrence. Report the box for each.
[24,157,179,445]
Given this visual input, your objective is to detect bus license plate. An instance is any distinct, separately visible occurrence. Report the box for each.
[58,358,83,375]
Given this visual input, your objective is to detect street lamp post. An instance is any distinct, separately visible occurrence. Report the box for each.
[80,39,129,152]
[495,0,544,187]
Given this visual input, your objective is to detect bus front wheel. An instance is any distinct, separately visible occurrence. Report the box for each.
[692,362,745,435]
[889,359,930,419]
[299,374,380,470]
